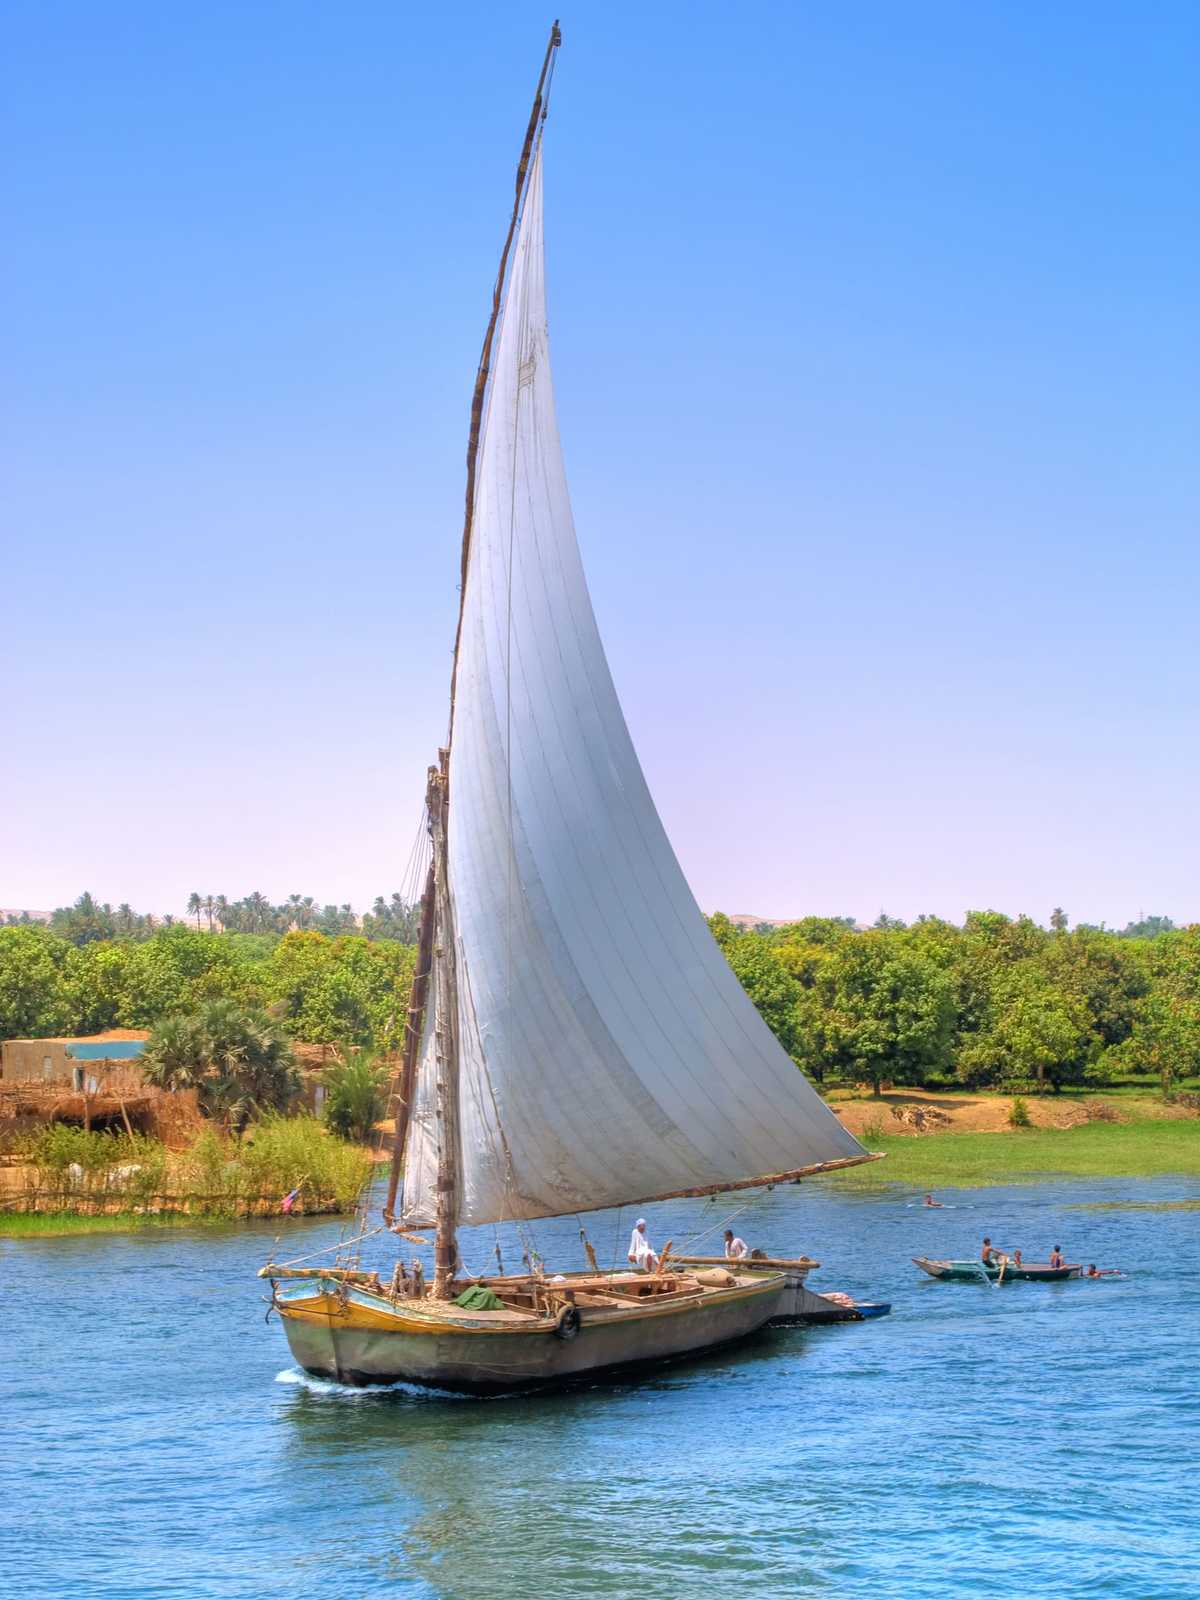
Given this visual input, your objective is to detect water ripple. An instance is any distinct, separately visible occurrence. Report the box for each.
[3,1176,1198,1598]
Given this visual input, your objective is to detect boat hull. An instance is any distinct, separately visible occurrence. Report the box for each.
[673,1254,818,1323]
[275,1273,790,1394]
[913,1257,1081,1283]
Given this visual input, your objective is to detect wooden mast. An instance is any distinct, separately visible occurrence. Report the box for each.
[426,24,562,1297]
[383,25,560,1289]
[428,751,462,1297]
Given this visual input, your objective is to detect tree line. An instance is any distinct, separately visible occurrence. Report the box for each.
[2,906,1197,1102]
[0,923,415,1051]
[3,891,422,945]
[711,911,1200,1099]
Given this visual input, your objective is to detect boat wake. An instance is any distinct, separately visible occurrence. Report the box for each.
[274,1368,487,1402]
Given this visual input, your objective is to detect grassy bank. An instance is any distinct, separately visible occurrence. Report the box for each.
[0,1211,221,1237]
[836,1118,1200,1189]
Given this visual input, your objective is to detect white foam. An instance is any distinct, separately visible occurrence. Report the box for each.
[273,1366,482,1402]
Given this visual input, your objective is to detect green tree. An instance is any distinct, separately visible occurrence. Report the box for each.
[1050,907,1068,932]
[1114,987,1200,1100]
[830,935,955,1094]
[957,964,1091,1091]
[265,931,414,1049]
[0,926,74,1037]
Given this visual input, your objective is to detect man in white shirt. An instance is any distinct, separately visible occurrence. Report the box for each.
[627,1218,658,1272]
[724,1229,749,1261]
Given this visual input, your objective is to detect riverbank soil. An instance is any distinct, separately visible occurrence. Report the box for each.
[826,1088,1197,1138]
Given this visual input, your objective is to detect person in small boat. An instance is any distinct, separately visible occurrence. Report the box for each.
[981,1237,998,1264]
[1049,1244,1065,1269]
[1011,1249,1023,1267]
[923,1194,943,1207]
[723,1230,749,1261]
[627,1219,658,1272]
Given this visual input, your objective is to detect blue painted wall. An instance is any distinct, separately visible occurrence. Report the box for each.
[65,1041,147,1061]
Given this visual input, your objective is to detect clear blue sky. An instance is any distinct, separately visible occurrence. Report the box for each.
[3,2,1197,928]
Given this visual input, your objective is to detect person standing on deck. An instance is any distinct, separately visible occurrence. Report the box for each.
[724,1230,749,1261]
[628,1219,658,1272]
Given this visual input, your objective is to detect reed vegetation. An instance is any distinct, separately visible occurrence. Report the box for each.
[8,1114,371,1221]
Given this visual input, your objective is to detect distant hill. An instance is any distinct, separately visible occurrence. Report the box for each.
[0,908,51,924]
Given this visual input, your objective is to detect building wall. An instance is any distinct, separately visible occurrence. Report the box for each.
[1,1038,148,1093]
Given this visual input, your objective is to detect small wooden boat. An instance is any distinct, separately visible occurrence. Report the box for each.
[913,1257,1081,1283]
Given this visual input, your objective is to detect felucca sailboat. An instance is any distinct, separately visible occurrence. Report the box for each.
[263,24,875,1393]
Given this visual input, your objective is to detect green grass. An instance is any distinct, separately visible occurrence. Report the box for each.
[836,1118,1200,1189]
[0,1211,211,1237]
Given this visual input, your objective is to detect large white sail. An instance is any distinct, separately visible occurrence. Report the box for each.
[401,146,866,1231]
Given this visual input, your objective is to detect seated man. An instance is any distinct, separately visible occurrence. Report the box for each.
[723,1229,749,1261]
[627,1218,658,1273]
[1049,1244,1065,1269]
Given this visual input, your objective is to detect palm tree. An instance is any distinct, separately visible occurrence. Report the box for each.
[142,1001,298,1133]
[141,1014,207,1092]
[214,895,230,932]
[187,892,203,929]
[203,894,216,931]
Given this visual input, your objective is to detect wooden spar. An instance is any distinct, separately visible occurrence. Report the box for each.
[448,19,561,731]
[557,1153,887,1220]
[382,855,438,1224]
[430,750,462,1297]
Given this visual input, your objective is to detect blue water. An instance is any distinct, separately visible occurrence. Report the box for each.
[4,1178,1197,1598]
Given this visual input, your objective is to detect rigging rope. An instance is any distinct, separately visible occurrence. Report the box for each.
[274,1226,387,1270]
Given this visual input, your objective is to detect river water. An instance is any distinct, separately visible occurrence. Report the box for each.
[4,1176,1197,1599]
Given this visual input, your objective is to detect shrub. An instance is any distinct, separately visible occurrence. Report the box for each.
[322,1049,390,1143]
[238,1114,372,1212]
[22,1126,167,1202]
[1008,1096,1032,1129]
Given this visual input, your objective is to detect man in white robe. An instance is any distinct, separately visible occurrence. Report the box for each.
[724,1229,749,1261]
[627,1218,658,1272]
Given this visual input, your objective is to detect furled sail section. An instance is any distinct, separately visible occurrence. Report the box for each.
[402,147,867,1231]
